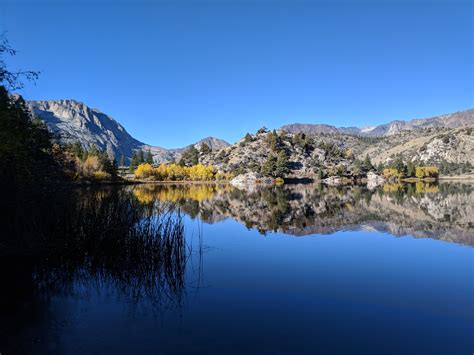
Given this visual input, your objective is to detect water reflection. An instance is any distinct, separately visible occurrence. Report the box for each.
[132,181,474,246]
[0,187,194,353]
[1,182,473,354]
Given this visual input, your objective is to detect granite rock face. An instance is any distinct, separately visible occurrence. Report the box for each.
[28,98,473,175]
[29,99,144,159]
[28,99,229,163]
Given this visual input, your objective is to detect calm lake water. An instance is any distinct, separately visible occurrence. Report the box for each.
[1,182,473,354]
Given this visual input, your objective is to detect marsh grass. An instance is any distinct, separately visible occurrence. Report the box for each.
[2,186,192,307]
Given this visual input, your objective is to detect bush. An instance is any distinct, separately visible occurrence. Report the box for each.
[134,163,154,179]
[275,177,284,185]
[134,163,217,181]
[215,171,234,181]
[93,171,111,181]
[187,164,215,181]
[415,166,439,179]
[383,168,402,180]
[79,155,101,178]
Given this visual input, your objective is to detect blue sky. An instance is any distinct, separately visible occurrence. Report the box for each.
[1,0,472,147]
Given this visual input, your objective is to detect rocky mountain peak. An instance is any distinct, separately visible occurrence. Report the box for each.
[28,99,230,164]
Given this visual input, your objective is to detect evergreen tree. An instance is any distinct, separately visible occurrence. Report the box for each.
[70,142,84,160]
[137,149,145,164]
[179,145,199,166]
[266,129,281,152]
[352,159,362,176]
[145,150,153,164]
[392,156,407,176]
[110,158,118,177]
[376,162,385,174]
[261,154,277,177]
[256,127,268,134]
[362,154,374,171]
[317,168,325,180]
[119,154,126,167]
[406,161,416,177]
[200,143,211,155]
[130,151,139,172]
[0,86,55,185]
[275,150,289,178]
[97,150,116,177]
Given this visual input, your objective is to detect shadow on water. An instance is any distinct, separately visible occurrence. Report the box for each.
[0,181,472,353]
[0,186,195,353]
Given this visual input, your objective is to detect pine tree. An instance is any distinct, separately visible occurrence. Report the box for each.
[352,159,362,176]
[130,151,139,172]
[110,158,118,177]
[179,145,199,166]
[275,150,289,178]
[137,149,145,164]
[377,162,385,174]
[200,143,211,155]
[145,150,153,164]
[406,161,416,177]
[362,154,374,171]
[261,154,277,176]
[71,142,84,160]
[317,168,325,180]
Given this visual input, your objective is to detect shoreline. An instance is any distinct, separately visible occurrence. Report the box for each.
[439,175,474,181]
[68,175,474,187]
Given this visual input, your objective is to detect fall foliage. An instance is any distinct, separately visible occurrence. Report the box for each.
[134,163,223,181]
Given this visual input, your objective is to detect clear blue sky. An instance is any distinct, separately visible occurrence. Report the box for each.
[1,0,472,148]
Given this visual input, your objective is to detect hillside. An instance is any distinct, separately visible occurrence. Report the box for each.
[29,99,144,159]
[200,125,474,179]
[281,108,474,137]
[360,126,474,166]
[28,99,229,163]
[28,98,473,177]
[201,128,363,179]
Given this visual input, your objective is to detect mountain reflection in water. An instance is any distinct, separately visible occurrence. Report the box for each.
[1,182,473,354]
[132,181,474,246]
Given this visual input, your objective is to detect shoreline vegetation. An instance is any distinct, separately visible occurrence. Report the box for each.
[1,35,472,190]
[122,162,454,186]
[1,84,468,189]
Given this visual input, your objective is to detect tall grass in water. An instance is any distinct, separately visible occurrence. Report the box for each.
[2,186,190,307]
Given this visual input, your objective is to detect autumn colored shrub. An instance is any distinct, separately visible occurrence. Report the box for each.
[383,168,402,180]
[415,166,439,179]
[134,163,221,181]
[134,163,154,179]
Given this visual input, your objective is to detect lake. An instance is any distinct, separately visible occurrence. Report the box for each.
[1,182,473,354]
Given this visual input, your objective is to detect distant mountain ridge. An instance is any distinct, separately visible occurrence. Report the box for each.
[280,108,474,137]
[28,98,473,170]
[28,99,230,163]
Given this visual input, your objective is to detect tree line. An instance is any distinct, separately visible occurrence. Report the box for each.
[377,157,439,180]
[134,163,232,181]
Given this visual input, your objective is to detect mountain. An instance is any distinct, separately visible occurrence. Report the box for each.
[202,125,474,179]
[280,108,474,137]
[28,99,229,163]
[361,126,474,166]
[133,182,474,246]
[28,98,473,175]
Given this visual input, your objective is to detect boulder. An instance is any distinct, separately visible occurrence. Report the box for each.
[230,172,275,188]
[366,171,385,189]
[322,176,352,186]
